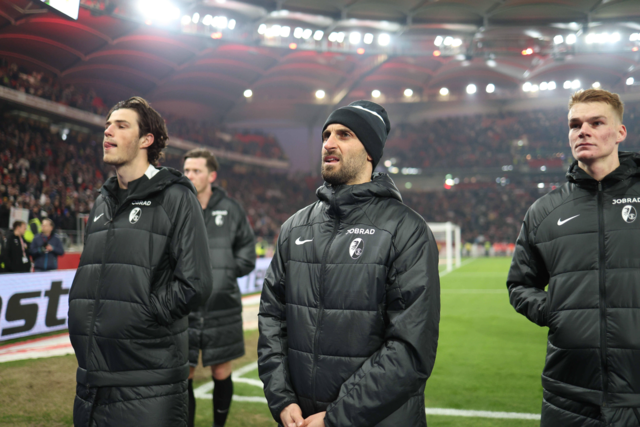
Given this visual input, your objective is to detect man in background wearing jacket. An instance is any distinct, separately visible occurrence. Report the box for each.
[3,220,30,273]
[508,89,640,427]
[69,97,212,427]
[258,100,441,427]
[29,218,64,271]
[183,148,256,427]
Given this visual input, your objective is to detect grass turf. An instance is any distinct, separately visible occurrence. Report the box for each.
[0,257,548,426]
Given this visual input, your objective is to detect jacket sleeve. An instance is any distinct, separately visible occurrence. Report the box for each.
[150,190,213,326]
[232,204,256,278]
[257,223,298,424]
[28,236,41,257]
[507,209,550,327]
[324,219,441,427]
[51,236,64,256]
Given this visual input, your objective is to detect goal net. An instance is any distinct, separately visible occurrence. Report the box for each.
[428,222,461,272]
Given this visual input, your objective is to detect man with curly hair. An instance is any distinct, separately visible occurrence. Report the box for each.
[69,96,213,427]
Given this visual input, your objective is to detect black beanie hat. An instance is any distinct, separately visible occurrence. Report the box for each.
[322,100,391,170]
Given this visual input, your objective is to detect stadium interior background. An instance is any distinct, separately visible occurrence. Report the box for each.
[2,1,640,426]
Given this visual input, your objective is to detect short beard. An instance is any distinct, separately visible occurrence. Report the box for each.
[321,151,367,186]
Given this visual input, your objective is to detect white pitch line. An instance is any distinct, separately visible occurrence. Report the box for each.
[426,408,540,420]
[439,258,477,278]
[196,361,541,421]
[441,289,505,294]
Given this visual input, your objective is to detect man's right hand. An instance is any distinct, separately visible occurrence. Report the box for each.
[281,403,304,427]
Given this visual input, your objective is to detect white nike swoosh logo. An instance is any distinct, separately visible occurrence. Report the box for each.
[94,213,104,222]
[557,215,579,226]
[295,237,313,245]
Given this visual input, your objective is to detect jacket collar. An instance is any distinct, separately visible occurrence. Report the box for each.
[316,172,402,218]
[101,165,196,204]
[566,151,640,189]
[205,186,226,210]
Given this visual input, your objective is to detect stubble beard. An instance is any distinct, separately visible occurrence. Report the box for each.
[103,139,138,167]
[321,151,367,186]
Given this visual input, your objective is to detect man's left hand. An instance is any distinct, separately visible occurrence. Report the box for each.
[304,411,326,427]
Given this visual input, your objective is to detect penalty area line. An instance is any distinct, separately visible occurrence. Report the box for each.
[426,407,540,420]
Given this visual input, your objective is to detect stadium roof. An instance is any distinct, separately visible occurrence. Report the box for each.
[1,0,640,128]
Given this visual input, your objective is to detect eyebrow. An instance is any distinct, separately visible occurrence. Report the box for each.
[105,119,130,126]
[569,115,606,123]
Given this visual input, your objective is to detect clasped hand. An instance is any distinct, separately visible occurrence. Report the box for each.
[281,403,325,427]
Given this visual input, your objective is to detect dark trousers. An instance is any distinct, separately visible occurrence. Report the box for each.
[542,390,640,427]
[73,380,188,427]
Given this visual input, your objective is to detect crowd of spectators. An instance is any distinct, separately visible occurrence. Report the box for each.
[383,102,640,170]
[0,60,109,115]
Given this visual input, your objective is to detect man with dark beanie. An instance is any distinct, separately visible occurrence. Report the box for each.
[258,100,441,427]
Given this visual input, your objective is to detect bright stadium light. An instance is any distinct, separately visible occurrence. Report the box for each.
[378,33,390,46]
[228,19,236,29]
[486,59,497,67]
[443,36,453,46]
[192,12,200,24]
[611,32,621,42]
[315,89,326,99]
[266,25,280,38]
[631,33,640,42]
[337,32,345,43]
[302,28,313,39]
[181,15,191,25]
[280,26,291,37]
[293,27,304,38]
[563,80,572,89]
[466,84,477,94]
[434,36,443,46]
[349,32,361,45]
[554,35,564,44]
[372,89,381,98]
[212,16,228,29]
[363,33,374,44]
[243,89,252,98]
[540,82,548,91]
[566,34,577,44]
[452,38,463,47]
[328,32,338,42]
[439,87,449,96]
[258,24,266,34]
[627,77,635,85]
[548,81,556,90]
[404,88,413,97]
[140,0,181,23]
[523,82,532,92]
[486,83,495,93]
[571,79,581,89]
[592,81,601,88]
[313,30,324,40]
[202,14,212,25]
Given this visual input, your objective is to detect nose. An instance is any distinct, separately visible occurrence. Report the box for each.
[579,121,591,137]
[323,132,338,152]
[104,124,114,138]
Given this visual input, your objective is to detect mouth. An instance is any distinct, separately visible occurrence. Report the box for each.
[104,141,117,150]
[575,142,594,149]
[323,155,340,164]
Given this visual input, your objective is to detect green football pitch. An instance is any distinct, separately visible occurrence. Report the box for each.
[0,257,548,427]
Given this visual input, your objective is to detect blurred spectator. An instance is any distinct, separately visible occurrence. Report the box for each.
[3,220,30,273]
[29,218,64,272]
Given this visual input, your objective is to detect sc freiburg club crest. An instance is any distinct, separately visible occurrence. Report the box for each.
[622,205,637,223]
[129,207,142,224]
[349,238,365,259]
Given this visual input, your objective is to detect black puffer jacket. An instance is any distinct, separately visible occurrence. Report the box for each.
[194,186,256,317]
[508,152,640,407]
[258,173,440,427]
[69,166,212,388]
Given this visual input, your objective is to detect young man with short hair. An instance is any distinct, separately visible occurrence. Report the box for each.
[258,100,441,427]
[69,96,213,427]
[183,148,256,427]
[508,89,640,426]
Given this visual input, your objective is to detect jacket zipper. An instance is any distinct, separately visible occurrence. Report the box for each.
[311,190,340,410]
[597,181,609,406]
[84,196,121,383]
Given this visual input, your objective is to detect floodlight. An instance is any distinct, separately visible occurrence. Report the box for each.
[571,79,581,89]
[315,90,325,99]
[202,14,212,25]
[293,27,304,38]
[313,30,324,41]
[363,33,374,44]
[280,26,291,37]
[627,77,635,85]
[563,80,571,89]
[452,38,462,47]
[522,82,532,92]
[486,84,495,93]
[404,88,413,97]
[228,19,236,30]
[181,15,191,25]
[540,82,548,91]
[443,36,453,46]
[243,89,252,98]
[192,12,200,24]
[486,60,497,67]
[548,81,556,90]
[349,32,361,45]
[328,32,338,42]
[378,33,390,46]
[566,34,577,44]
[372,90,381,98]
[530,84,539,92]
[439,87,449,96]
[466,84,476,94]
[258,24,266,35]
[592,81,601,88]
[554,35,563,44]
[302,29,312,39]
[434,36,443,47]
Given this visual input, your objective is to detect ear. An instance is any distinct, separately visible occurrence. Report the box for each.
[209,171,217,184]
[140,133,155,149]
[367,154,373,162]
[616,124,627,144]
